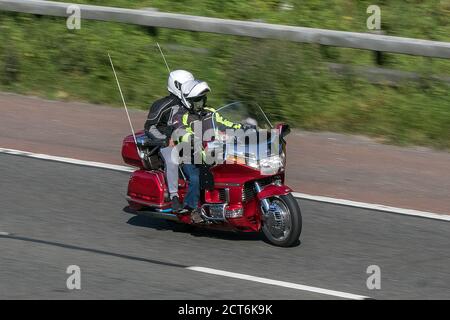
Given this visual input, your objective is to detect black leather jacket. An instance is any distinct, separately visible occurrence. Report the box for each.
[144,94,183,144]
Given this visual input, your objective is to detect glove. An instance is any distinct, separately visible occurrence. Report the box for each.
[242,124,257,131]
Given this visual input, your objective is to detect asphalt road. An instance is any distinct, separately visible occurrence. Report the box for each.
[0,153,449,299]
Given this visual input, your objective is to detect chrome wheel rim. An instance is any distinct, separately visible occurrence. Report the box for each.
[263,198,292,242]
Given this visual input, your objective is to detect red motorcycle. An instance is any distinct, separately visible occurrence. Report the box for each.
[122,102,302,247]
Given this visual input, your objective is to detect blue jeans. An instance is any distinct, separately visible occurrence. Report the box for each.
[182,164,200,209]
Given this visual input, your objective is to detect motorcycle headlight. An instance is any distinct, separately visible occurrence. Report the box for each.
[225,152,286,175]
[225,154,246,165]
[246,156,259,169]
[259,154,285,175]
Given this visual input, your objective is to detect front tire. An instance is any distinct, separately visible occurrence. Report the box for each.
[262,193,302,247]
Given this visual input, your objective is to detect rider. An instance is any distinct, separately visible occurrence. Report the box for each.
[173,79,247,223]
[144,70,194,211]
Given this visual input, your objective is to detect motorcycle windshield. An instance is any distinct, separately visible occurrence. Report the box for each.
[212,101,273,131]
[211,102,284,174]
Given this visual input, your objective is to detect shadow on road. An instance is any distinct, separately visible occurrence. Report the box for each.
[0,234,188,268]
[123,206,266,243]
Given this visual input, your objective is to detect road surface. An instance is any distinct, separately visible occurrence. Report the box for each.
[1,154,449,299]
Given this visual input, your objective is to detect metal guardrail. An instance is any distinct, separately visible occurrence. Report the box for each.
[0,0,450,59]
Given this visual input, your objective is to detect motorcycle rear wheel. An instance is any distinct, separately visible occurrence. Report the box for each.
[262,193,302,247]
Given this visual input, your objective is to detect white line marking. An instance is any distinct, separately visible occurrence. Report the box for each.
[0,147,133,172]
[1,147,448,220]
[187,266,370,300]
[293,192,450,221]
[0,232,10,236]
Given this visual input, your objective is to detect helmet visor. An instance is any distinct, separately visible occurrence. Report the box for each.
[189,95,206,111]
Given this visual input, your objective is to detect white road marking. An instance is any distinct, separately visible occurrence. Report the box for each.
[0,147,133,172]
[0,232,10,236]
[187,266,370,300]
[293,192,450,221]
[1,147,448,221]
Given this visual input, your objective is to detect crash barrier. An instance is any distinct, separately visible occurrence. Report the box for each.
[0,0,449,59]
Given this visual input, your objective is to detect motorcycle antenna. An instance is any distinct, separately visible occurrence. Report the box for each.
[156,42,171,73]
[108,53,141,157]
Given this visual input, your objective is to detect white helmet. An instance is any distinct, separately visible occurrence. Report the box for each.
[167,70,194,98]
[180,80,211,111]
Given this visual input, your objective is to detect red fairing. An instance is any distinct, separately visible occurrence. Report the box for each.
[122,131,144,168]
[257,184,292,200]
[211,164,284,185]
[127,169,169,208]
[232,199,262,232]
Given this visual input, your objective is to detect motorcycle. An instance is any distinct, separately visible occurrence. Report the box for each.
[122,101,302,247]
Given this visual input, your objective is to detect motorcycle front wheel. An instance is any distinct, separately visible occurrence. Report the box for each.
[261,193,302,247]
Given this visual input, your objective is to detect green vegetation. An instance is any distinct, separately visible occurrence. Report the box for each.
[0,0,449,149]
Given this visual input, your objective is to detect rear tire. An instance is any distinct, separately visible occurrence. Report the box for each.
[262,193,302,247]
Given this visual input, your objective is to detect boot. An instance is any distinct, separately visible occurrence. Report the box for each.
[171,196,182,212]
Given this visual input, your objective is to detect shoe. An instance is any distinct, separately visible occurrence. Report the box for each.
[171,196,182,211]
[176,204,192,214]
[190,208,204,224]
